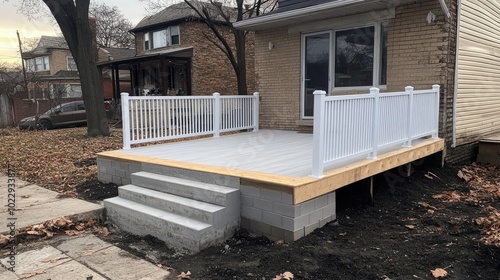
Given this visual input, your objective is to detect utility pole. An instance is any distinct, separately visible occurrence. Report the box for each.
[16,30,29,99]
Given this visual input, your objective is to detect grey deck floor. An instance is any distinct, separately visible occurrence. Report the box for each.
[120,130,314,177]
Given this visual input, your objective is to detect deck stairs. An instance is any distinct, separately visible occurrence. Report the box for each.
[104,171,240,253]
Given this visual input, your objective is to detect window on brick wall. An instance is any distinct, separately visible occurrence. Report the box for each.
[26,56,50,72]
[67,56,77,71]
[50,83,82,98]
[301,22,388,118]
[144,25,180,50]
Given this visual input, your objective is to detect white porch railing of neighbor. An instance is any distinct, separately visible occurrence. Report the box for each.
[312,85,440,178]
[121,92,259,149]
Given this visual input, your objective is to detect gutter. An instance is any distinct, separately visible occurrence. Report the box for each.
[233,0,365,29]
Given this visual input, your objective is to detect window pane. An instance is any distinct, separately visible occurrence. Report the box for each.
[69,84,82,98]
[152,30,167,48]
[67,57,77,71]
[43,56,50,70]
[380,22,388,85]
[170,26,179,45]
[335,26,374,87]
[144,32,150,50]
[35,57,43,71]
[304,33,330,117]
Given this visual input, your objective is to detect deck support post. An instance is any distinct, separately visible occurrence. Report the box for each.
[121,92,131,149]
[370,176,374,205]
[406,162,412,177]
[311,90,327,178]
[213,92,220,138]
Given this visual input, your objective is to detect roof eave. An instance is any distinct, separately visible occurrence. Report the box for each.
[234,0,367,30]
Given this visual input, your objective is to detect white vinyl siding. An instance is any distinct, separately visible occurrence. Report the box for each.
[455,0,500,144]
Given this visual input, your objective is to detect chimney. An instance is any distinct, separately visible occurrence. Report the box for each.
[88,16,98,60]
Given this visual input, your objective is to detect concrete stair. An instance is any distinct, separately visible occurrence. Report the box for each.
[104,171,240,253]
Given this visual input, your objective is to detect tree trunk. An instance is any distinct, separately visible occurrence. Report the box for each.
[235,29,247,95]
[43,0,109,137]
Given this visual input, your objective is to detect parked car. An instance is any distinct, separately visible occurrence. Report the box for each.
[19,101,87,130]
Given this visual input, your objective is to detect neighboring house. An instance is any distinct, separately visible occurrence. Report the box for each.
[97,1,255,98]
[22,36,82,100]
[98,47,136,99]
[234,0,500,164]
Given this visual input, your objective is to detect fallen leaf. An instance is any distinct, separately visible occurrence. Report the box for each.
[22,269,46,278]
[282,271,294,279]
[97,227,110,237]
[42,256,69,263]
[431,268,448,278]
[65,230,80,236]
[405,225,416,230]
[424,174,434,180]
[0,234,9,245]
[75,223,85,231]
[82,249,98,256]
[418,202,437,210]
[177,271,191,279]
[27,230,44,236]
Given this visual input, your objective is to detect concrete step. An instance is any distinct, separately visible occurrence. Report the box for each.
[131,171,239,206]
[119,184,228,227]
[104,197,211,252]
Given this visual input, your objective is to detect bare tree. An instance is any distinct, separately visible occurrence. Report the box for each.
[89,3,134,48]
[14,0,110,137]
[140,0,278,95]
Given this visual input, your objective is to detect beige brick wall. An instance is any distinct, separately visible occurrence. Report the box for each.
[133,21,256,96]
[254,28,301,130]
[254,0,456,135]
[388,0,457,157]
[49,49,73,75]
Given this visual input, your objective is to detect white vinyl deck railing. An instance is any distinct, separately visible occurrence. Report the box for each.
[121,92,259,149]
[311,85,440,178]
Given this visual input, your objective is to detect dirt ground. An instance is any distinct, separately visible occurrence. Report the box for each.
[2,128,499,279]
[100,161,500,280]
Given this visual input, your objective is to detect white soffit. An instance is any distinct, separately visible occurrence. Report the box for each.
[234,0,417,31]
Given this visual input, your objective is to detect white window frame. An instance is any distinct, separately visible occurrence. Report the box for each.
[300,30,332,120]
[29,55,50,72]
[50,83,82,98]
[300,21,388,119]
[145,25,181,51]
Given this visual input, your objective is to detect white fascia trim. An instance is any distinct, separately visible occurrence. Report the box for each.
[439,0,451,19]
[233,0,365,29]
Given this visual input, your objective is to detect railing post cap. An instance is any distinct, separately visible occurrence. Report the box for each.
[213,92,220,96]
[313,90,327,95]
[121,92,129,97]
[253,92,259,96]
[432,84,440,89]
[370,87,380,93]
[405,86,414,90]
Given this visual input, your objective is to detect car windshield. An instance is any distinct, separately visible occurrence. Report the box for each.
[44,105,61,115]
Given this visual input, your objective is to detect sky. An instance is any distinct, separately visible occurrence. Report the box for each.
[0,0,150,66]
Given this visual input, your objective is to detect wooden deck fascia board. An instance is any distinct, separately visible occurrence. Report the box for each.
[292,139,445,204]
[98,138,445,205]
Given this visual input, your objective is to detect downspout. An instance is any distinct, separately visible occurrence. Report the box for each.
[439,0,451,19]
[452,0,462,147]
